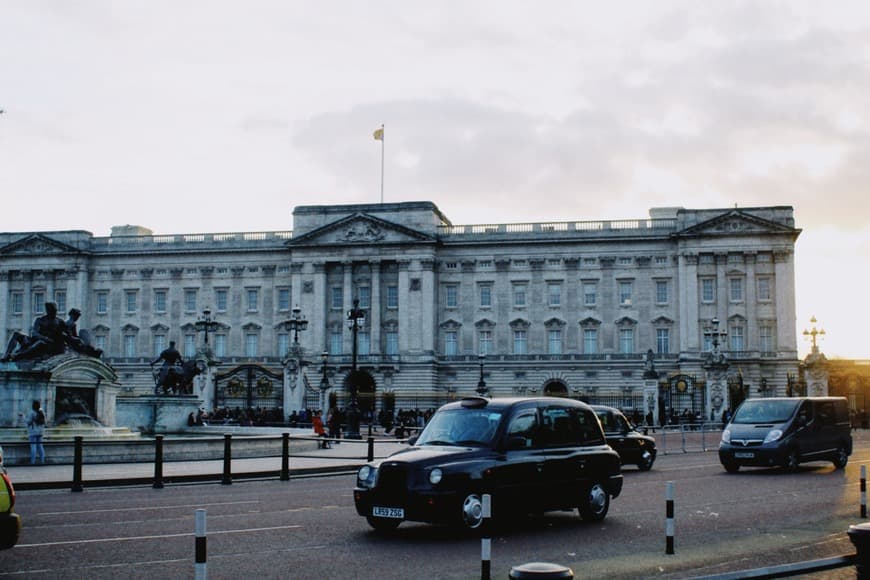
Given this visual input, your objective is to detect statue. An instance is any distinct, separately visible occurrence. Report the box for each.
[65,308,103,358]
[643,348,658,380]
[2,301,68,362]
[151,341,198,394]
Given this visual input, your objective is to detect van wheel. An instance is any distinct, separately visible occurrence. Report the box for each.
[366,516,401,532]
[578,483,610,522]
[722,460,740,473]
[833,446,849,469]
[784,450,799,472]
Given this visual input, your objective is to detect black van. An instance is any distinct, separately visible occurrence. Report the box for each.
[719,397,852,473]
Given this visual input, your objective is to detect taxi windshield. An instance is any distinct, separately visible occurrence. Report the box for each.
[732,399,800,424]
[415,408,505,447]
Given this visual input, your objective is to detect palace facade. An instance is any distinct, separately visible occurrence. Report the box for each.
[0,201,801,419]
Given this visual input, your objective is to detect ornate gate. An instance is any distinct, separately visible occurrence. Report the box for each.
[215,364,283,411]
[659,374,705,425]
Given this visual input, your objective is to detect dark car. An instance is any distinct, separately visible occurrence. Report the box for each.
[0,445,21,550]
[591,405,657,471]
[354,396,623,531]
[719,397,852,473]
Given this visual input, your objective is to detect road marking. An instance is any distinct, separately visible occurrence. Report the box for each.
[37,500,260,516]
[14,524,302,548]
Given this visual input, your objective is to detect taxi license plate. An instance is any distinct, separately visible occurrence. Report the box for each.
[372,506,404,519]
[734,452,754,459]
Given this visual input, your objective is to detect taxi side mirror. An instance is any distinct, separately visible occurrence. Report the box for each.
[407,435,418,446]
[506,435,528,450]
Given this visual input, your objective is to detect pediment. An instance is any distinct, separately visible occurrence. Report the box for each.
[439,318,462,329]
[0,234,85,257]
[579,317,601,327]
[651,316,675,325]
[676,210,798,238]
[287,213,436,247]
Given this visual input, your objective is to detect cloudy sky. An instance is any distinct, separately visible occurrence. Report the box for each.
[1,1,868,358]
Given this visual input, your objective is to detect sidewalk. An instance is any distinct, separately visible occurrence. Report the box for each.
[8,438,410,490]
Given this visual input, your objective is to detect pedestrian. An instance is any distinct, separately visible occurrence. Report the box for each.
[27,399,46,464]
[313,410,330,449]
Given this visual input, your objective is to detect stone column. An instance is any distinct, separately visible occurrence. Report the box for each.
[397,259,411,352]
[310,262,326,351]
[370,261,381,355]
[420,259,436,354]
[0,272,8,344]
[343,261,354,353]
[679,253,699,352]
[775,250,798,355]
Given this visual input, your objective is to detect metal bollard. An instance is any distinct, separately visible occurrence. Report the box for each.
[71,436,83,492]
[195,508,207,580]
[280,433,290,481]
[849,522,870,579]
[153,435,164,489]
[221,434,232,485]
[665,481,675,554]
[481,494,491,580]
[862,465,867,519]
[367,436,374,462]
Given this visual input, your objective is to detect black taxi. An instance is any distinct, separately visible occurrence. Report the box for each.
[591,405,657,471]
[354,397,623,531]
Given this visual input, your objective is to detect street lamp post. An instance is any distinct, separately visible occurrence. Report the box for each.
[704,317,728,362]
[345,299,366,439]
[284,306,309,350]
[476,353,488,397]
[194,307,220,348]
[319,351,330,412]
[803,316,826,355]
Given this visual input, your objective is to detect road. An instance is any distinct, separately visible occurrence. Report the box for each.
[1,442,867,579]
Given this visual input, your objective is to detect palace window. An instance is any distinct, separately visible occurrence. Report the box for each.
[513,284,527,307]
[479,284,492,308]
[154,289,167,313]
[618,281,633,306]
[729,278,744,302]
[701,278,716,303]
[277,288,290,311]
[153,334,166,357]
[246,288,259,312]
[548,329,562,355]
[444,331,457,356]
[32,291,45,314]
[386,285,398,309]
[656,328,670,354]
[358,286,371,309]
[245,333,259,357]
[757,277,772,301]
[329,332,342,355]
[445,284,458,308]
[655,280,669,304]
[96,291,109,314]
[183,333,196,358]
[385,331,399,356]
[583,283,597,306]
[184,289,197,313]
[277,333,289,356]
[331,287,343,309]
[11,292,23,315]
[125,290,138,314]
[759,324,775,352]
[478,330,493,355]
[729,324,745,352]
[619,328,635,354]
[583,328,598,354]
[54,290,67,314]
[548,283,561,307]
[215,288,228,312]
[513,330,527,355]
[358,331,371,356]
[123,333,136,357]
[214,334,227,358]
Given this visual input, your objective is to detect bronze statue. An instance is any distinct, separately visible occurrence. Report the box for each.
[151,341,187,394]
[65,308,103,358]
[2,301,68,362]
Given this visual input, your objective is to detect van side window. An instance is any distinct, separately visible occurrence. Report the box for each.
[797,402,812,425]
[817,402,834,426]
[507,410,540,449]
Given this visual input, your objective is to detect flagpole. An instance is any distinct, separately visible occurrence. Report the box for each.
[379,123,385,203]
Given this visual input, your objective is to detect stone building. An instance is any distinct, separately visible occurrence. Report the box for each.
[0,201,801,422]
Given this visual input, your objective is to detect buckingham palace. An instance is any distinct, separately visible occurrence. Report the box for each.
[0,201,801,424]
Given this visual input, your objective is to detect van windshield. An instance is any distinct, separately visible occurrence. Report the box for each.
[732,399,800,424]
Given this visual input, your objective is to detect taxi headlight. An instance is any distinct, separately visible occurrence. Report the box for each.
[358,465,372,482]
[429,468,443,485]
[763,429,783,444]
[721,428,731,444]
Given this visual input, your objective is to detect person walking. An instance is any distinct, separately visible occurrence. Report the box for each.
[27,399,46,464]
[312,410,330,449]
